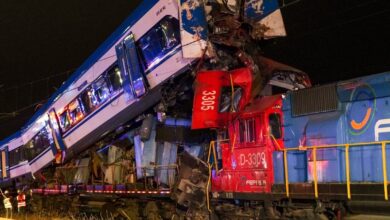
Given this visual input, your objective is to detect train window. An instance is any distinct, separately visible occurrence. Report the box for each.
[19,147,26,162]
[9,145,28,167]
[107,65,122,92]
[9,149,19,167]
[137,15,180,71]
[22,145,33,161]
[93,77,110,104]
[27,126,53,160]
[238,119,256,143]
[26,140,35,160]
[59,110,71,132]
[239,120,245,143]
[219,87,243,113]
[68,99,84,125]
[247,119,256,142]
[269,113,282,139]
[80,87,96,114]
[77,73,113,121]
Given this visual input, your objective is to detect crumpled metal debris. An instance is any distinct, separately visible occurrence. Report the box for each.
[172,151,209,209]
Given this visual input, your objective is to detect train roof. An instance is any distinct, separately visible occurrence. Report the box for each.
[0,0,158,145]
[0,130,22,149]
[244,95,281,113]
[288,70,390,101]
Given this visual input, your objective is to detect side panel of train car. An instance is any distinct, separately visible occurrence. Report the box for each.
[0,0,202,181]
[0,114,58,179]
[0,0,200,184]
[275,71,390,184]
[24,114,58,174]
[0,132,27,180]
[49,0,196,158]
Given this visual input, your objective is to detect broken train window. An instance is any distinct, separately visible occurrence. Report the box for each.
[137,15,180,72]
[219,86,243,113]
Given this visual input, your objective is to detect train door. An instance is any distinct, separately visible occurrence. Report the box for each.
[116,33,146,99]
[1,147,9,179]
[48,109,66,163]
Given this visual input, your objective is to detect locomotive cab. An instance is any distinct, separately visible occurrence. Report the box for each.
[191,66,293,193]
[191,68,253,129]
[212,95,284,193]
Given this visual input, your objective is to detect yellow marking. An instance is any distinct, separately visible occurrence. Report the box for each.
[351,108,372,130]
[212,142,219,173]
[283,149,289,197]
[270,134,282,150]
[382,142,388,200]
[313,148,318,198]
[345,144,351,199]
[231,133,236,152]
[206,163,212,212]
[1,151,7,178]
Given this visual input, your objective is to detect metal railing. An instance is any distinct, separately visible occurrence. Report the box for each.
[278,140,390,200]
[206,139,228,212]
[210,136,390,201]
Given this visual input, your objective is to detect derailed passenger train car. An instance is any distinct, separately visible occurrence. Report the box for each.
[0,0,199,186]
[0,115,60,187]
[0,1,219,218]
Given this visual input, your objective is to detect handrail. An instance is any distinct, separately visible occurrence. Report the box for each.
[269,134,282,151]
[280,140,390,200]
[207,138,389,200]
[283,140,390,151]
[313,148,318,198]
[205,139,231,212]
[345,144,351,199]
[382,142,388,200]
[283,149,289,198]
[206,140,221,212]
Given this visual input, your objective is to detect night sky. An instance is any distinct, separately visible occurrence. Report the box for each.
[0,0,389,140]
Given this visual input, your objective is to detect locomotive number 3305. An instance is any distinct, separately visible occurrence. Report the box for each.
[201,90,217,111]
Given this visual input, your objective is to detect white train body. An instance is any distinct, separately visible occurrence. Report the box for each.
[0,0,199,185]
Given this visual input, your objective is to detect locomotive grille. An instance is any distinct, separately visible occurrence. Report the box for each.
[291,84,338,116]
